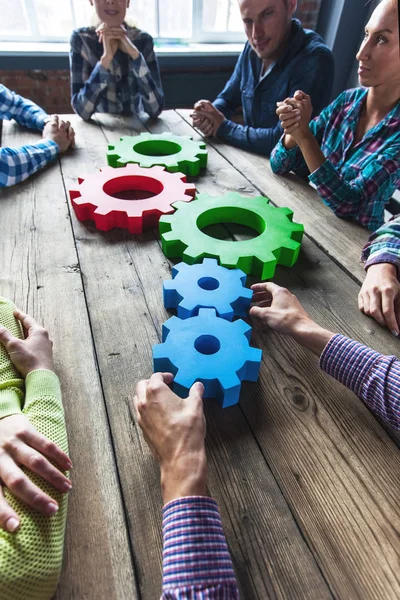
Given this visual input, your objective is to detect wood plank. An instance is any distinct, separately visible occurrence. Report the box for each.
[58,112,334,599]
[0,122,138,599]
[177,108,370,284]
[140,111,400,598]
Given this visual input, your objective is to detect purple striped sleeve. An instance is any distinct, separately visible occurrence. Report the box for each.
[161,496,239,599]
[320,334,400,429]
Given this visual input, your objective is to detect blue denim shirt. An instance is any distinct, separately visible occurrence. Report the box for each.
[213,19,334,156]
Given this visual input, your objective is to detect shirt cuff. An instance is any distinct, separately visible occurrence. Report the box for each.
[215,119,233,139]
[24,369,62,407]
[320,334,381,397]
[0,386,24,420]
[36,139,60,157]
[308,159,342,208]
[162,496,237,591]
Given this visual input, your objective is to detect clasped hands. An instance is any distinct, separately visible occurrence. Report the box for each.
[276,90,313,145]
[191,100,226,138]
[97,23,140,68]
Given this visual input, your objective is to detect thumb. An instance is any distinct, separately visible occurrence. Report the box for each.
[188,381,205,401]
[0,326,16,348]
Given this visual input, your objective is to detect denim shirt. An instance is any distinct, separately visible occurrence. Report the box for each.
[213,19,334,156]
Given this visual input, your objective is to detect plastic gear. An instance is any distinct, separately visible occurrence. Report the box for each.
[69,164,196,234]
[159,192,304,280]
[107,132,208,176]
[163,258,253,321]
[153,308,262,408]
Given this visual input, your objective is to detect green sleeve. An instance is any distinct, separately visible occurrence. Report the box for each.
[0,303,69,600]
[0,298,24,419]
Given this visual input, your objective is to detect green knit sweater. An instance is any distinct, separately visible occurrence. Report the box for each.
[0,298,69,600]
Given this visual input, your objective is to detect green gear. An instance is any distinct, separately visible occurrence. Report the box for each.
[159,192,304,280]
[107,132,208,176]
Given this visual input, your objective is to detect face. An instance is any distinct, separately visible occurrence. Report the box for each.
[89,0,130,27]
[356,0,400,88]
[238,0,297,61]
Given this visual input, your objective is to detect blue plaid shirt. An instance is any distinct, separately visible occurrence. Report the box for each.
[70,26,164,121]
[0,84,58,188]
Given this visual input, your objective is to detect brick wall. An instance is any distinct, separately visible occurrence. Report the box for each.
[0,69,72,114]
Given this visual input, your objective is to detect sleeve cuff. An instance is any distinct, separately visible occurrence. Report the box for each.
[215,119,233,139]
[25,370,62,406]
[162,496,237,590]
[0,386,24,420]
[320,334,381,397]
[36,139,60,157]
[308,159,342,208]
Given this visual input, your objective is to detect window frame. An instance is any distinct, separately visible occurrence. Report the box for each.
[0,0,246,44]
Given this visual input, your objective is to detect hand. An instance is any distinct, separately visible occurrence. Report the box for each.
[250,282,335,356]
[97,24,122,68]
[0,309,55,378]
[134,373,207,504]
[42,116,75,154]
[358,263,400,335]
[191,100,225,138]
[0,414,72,533]
[277,90,313,146]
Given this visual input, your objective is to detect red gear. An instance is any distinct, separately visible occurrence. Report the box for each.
[69,165,196,234]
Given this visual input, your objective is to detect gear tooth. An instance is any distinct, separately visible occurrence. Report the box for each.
[198,308,217,318]
[233,319,252,337]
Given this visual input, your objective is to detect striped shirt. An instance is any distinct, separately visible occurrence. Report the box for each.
[0,84,58,188]
[161,497,239,599]
[361,215,400,272]
[70,25,164,121]
[160,336,400,599]
[320,334,400,430]
[270,88,400,231]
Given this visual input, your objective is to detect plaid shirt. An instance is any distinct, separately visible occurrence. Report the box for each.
[70,26,164,121]
[0,84,58,188]
[361,216,400,272]
[270,88,400,231]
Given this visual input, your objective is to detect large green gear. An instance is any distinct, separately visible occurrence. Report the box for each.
[159,192,304,280]
[107,132,208,176]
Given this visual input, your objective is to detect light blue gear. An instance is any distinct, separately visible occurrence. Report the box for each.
[163,258,253,321]
[153,308,262,408]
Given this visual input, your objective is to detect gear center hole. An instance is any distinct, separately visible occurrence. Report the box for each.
[198,277,220,291]
[103,175,164,201]
[194,335,221,355]
[197,207,265,241]
[133,140,182,157]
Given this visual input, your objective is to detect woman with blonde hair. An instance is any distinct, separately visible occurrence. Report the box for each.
[70,0,164,121]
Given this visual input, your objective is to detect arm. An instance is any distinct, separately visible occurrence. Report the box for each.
[250,283,400,430]
[358,217,400,334]
[0,84,48,131]
[134,374,239,600]
[0,301,71,600]
[69,31,110,121]
[215,51,333,157]
[128,36,164,119]
[0,142,58,188]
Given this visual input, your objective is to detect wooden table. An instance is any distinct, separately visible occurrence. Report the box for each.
[1,111,400,600]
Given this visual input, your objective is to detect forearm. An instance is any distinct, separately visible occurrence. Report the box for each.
[161,497,239,600]
[0,298,24,418]
[0,85,48,131]
[361,220,400,272]
[291,319,336,357]
[0,142,59,188]
[320,335,400,429]
[0,369,69,600]
[71,60,109,121]
[130,53,164,118]
[270,136,310,179]
[216,120,282,156]
[297,131,326,174]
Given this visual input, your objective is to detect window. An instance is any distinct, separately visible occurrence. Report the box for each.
[0,0,245,43]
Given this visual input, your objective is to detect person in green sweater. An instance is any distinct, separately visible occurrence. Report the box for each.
[0,298,72,600]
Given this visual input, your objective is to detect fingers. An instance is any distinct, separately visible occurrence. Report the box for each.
[251,282,283,295]
[13,308,40,337]
[13,444,71,494]
[135,373,174,408]
[0,326,16,348]
[382,291,399,335]
[0,485,20,533]
[0,454,60,517]
[21,428,72,471]
[188,381,205,402]
[368,293,386,326]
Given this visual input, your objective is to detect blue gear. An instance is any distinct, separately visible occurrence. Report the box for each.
[163,258,253,321]
[153,308,262,408]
